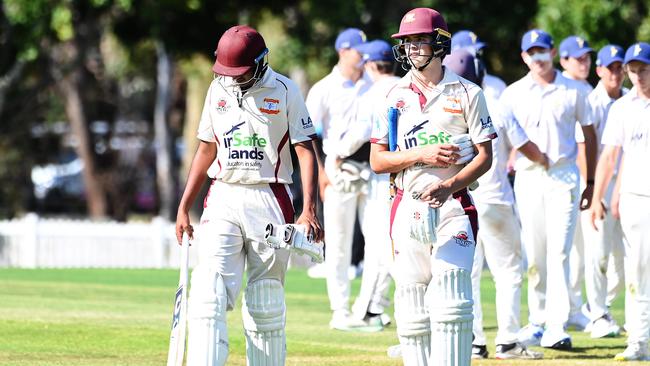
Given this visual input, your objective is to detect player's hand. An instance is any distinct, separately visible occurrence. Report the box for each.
[590,200,606,231]
[611,191,621,220]
[296,208,324,242]
[420,180,454,208]
[175,210,194,245]
[418,144,460,168]
[580,184,594,211]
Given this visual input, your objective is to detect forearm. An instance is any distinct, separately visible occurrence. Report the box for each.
[592,146,619,203]
[518,140,546,166]
[444,141,492,192]
[582,125,598,181]
[295,141,318,212]
[370,144,420,174]
[576,143,587,180]
[178,142,216,213]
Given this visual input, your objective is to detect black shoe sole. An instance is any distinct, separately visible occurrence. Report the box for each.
[548,338,572,351]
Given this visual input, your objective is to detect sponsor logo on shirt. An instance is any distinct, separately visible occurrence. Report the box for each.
[301,117,314,129]
[403,120,451,149]
[480,116,493,130]
[216,98,231,114]
[453,231,473,247]
[223,123,267,161]
[443,97,463,114]
[260,98,280,114]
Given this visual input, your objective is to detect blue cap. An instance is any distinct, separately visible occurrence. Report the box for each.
[521,29,553,52]
[559,36,593,58]
[451,30,486,53]
[624,42,650,64]
[355,40,393,62]
[335,28,367,51]
[596,45,624,67]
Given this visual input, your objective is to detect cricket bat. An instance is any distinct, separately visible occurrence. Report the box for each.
[166,233,190,366]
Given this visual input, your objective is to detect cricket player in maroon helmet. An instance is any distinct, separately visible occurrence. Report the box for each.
[370,8,496,366]
[176,25,322,366]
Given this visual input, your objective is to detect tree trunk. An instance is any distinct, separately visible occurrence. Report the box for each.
[154,41,175,220]
[0,59,25,118]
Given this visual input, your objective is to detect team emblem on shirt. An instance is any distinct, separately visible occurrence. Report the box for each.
[453,231,474,247]
[443,97,463,114]
[395,99,409,113]
[260,98,280,115]
[216,98,230,114]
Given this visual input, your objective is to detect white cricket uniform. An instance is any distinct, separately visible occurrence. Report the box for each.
[580,82,628,321]
[471,73,529,346]
[601,89,650,345]
[562,72,594,320]
[349,75,400,320]
[371,68,497,365]
[306,66,372,313]
[194,66,316,308]
[500,70,592,331]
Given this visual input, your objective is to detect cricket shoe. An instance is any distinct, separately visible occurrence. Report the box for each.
[567,310,591,332]
[387,344,402,359]
[614,342,649,361]
[590,314,620,338]
[517,323,544,347]
[329,310,383,332]
[540,328,572,350]
[495,342,543,359]
[471,344,488,359]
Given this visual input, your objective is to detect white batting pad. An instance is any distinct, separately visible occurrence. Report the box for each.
[428,269,474,366]
[187,266,229,366]
[242,279,286,366]
[395,283,431,366]
[264,223,324,263]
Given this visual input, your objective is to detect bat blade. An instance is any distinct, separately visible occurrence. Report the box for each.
[167,233,190,366]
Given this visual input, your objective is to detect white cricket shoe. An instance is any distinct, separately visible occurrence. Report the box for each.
[590,314,620,338]
[307,263,327,279]
[614,342,650,361]
[329,309,383,332]
[495,342,543,360]
[540,328,572,350]
[517,323,544,347]
[387,344,402,359]
[567,310,591,332]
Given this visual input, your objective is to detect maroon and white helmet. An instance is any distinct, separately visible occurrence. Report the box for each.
[391,8,452,70]
[213,25,268,80]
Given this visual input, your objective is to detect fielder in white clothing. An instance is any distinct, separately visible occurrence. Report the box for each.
[501,29,598,350]
[305,28,374,330]
[591,42,650,362]
[175,25,322,366]
[579,44,628,339]
[371,8,496,366]
[444,46,544,360]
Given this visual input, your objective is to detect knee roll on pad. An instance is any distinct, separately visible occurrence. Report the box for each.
[395,284,431,366]
[242,279,286,366]
[187,265,229,366]
[428,269,474,366]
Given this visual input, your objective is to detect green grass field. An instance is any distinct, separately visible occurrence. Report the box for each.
[0,267,640,365]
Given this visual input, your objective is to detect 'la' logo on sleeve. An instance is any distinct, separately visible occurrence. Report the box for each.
[260,98,280,115]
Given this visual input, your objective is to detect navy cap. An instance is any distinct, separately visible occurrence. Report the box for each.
[596,45,624,67]
[356,40,393,62]
[443,49,480,84]
[451,30,486,53]
[335,28,367,51]
[559,36,593,58]
[521,29,553,52]
[624,42,650,64]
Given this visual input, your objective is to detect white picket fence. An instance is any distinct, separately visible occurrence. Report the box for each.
[0,214,197,268]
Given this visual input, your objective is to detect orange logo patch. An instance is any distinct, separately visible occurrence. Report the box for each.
[443,97,463,114]
[260,98,280,115]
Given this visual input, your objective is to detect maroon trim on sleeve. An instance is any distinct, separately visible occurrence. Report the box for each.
[453,188,478,240]
[269,183,295,224]
[370,138,387,144]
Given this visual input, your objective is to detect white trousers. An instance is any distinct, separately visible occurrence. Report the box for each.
[352,173,394,318]
[471,202,523,346]
[619,193,650,344]
[569,203,585,316]
[196,181,293,309]
[514,163,579,329]
[582,178,625,320]
[323,183,369,311]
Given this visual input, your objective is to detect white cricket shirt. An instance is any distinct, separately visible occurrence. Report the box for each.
[601,88,650,197]
[197,67,316,184]
[371,67,497,194]
[499,70,592,170]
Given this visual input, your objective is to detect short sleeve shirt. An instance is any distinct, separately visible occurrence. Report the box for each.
[499,70,592,170]
[197,67,316,184]
[601,89,650,197]
[370,68,497,194]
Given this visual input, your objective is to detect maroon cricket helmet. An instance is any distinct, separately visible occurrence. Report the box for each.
[212,25,267,76]
[392,8,449,39]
